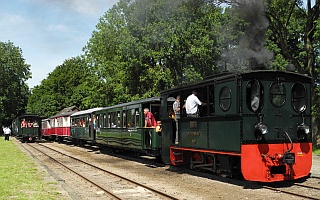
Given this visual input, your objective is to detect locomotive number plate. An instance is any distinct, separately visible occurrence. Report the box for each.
[190,121,197,128]
[187,131,200,136]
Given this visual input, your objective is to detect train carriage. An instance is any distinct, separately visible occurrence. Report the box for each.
[49,111,78,142]
[11,114,42,142]
[70,108,105,145]
[160,70,312,182]
[42,106,79,141]
[41,118,51,139]
[94,97,171,157]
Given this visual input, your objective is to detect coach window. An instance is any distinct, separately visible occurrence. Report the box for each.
[108,114,111,128]
[85,117,89,127]
[127,109,134,128]
[77,119,82,127]
[270,82,286,107]
[57,117,62,127]
[292,83,307,113]
[110,112,116,128]
[99,114,104,128]
[117,112,121,128]
[135,109,140,127]
[123,112,127,128]
[219,86,231,111]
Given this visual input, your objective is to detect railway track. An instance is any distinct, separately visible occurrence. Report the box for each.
[258,181,320,200]
[22,142,178,200]
[293,182,320,191]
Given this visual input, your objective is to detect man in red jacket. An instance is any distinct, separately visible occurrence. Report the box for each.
[144,108,157,127]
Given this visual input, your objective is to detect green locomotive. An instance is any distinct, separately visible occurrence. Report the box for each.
[160,70,312,182]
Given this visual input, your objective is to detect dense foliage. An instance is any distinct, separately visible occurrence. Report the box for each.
[0,41,30,126]
[26,56,109,117]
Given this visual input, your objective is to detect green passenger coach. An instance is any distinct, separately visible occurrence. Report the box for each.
[70,107,105,145]
[94,97,166,157]
[70,97,173,157]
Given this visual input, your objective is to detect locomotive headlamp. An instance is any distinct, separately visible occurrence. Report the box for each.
[254,122,268,140]
[297,122,310,140]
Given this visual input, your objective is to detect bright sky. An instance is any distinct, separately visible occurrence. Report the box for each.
[0,0,119,88]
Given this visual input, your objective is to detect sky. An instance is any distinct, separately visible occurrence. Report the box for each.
[0,0,119,88]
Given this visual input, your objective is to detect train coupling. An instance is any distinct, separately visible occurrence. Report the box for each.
[283,152,295,165]
[261,152,295,166]
[261,153,283,167]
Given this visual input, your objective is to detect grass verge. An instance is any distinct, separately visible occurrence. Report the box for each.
[313,148,320,155]
[0,137,61,199]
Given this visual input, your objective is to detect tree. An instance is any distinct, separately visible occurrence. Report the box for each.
[84,0,225,103]
[26,56,103,117]
[0,41,31,126]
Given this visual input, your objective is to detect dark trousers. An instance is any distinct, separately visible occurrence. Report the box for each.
[145,130,151,148]
[4,134,9,141]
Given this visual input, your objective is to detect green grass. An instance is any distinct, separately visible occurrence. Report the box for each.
[313,148,320,155]
[0,138,62,200]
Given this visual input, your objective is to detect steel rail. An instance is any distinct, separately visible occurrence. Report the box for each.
[292,183,320,191]
[261,185,320,200]
[37,143,179,200]
[26,143,122,200]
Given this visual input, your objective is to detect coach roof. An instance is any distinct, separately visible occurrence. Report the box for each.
[71,107,105,117]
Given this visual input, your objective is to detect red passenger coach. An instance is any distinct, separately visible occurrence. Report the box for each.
[41,118,51,139]
[49,111,76,142]
[42,106,79,142]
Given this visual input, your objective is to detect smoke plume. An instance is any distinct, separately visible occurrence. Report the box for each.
[223,0,273,70]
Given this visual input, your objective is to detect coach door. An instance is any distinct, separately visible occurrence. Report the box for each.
[90,114,97,141]
[159,95,176,164]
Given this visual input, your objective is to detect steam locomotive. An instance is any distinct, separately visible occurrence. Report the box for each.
[14,69,312,182]
[160,70,312,182]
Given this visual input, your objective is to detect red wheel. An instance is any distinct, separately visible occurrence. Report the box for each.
[191,152,202,162]
[190,152,203,171]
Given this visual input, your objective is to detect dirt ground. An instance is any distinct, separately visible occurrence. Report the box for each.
[15,139,320,200]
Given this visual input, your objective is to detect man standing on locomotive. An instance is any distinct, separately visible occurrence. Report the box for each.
[186,90,205,117]
[173,95,181,144]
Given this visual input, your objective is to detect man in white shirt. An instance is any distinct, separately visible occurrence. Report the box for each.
[4,127,11,141]
[186,90,203,117]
